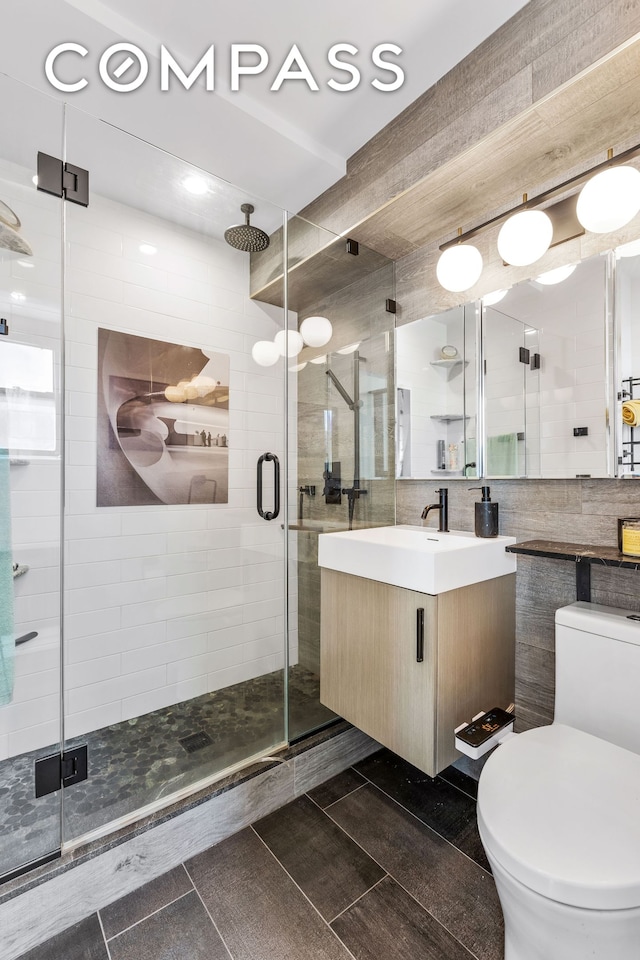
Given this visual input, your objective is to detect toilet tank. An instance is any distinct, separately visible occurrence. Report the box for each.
[555,601,640,755]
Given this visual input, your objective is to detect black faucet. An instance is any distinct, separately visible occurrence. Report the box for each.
[421,487,449,532]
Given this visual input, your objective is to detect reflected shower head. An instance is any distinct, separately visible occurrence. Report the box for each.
[224,203,270,252]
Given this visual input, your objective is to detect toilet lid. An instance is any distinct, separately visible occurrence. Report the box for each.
[477,724,640,910]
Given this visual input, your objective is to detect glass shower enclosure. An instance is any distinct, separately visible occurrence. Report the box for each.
[0,73,397,885]
[0,73,312,880]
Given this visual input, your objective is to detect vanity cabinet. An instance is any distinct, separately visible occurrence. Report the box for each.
[320,569,515,776]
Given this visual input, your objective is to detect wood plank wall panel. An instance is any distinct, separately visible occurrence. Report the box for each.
[298,0,640,243]
[346,0,614,187]
[396,478,640,731]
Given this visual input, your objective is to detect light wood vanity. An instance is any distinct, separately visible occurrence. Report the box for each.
[320,569,515,776]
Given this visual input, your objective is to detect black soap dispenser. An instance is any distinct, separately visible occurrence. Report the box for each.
[469,486,499,538]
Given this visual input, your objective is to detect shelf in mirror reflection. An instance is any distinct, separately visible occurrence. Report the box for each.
[429,414,468,422]
[429,358,468,367]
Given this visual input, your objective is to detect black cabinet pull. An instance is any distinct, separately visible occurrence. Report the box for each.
[416,607,424,662]
[257,452,280,520]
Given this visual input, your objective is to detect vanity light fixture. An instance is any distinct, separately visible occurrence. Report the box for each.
[251,316,334,368]
[535,263,577,285]
[436,144,640,292]
[309,355,328,364]
[436,229,483,292]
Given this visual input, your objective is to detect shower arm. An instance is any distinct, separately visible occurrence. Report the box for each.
[326,354,367,529]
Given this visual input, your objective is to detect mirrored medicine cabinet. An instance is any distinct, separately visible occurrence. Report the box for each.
[395,243,640,480]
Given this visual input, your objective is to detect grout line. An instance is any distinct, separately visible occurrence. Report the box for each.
[183,862,236,960]
[322,798,486,960]
[105,889,194,942]
[249,826,360,960]
[323,781,367,810]
[353,770,490,874]
[328,874,388,924]
[96,911,113,960]
[322,788,487,959]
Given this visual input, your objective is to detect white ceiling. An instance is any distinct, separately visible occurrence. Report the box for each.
[1,0,529,217]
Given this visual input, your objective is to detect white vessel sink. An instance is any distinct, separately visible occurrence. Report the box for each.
[318,524,516,594]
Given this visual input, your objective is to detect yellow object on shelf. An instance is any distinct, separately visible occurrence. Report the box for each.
[622,399,640,426]
[618,518,640,557]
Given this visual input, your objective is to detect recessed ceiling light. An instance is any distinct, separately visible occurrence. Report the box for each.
[11,291,26,301]
[182,175,209,196]
[139,243,157,256]
[16,259,34,269]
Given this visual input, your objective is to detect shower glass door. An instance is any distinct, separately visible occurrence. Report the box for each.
[62,109,290,845]
[0,76,65,881]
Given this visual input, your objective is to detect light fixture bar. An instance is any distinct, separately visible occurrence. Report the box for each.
[439,141,640,251]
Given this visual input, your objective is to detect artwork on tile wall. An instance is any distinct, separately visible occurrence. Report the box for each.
[97,328,230,507]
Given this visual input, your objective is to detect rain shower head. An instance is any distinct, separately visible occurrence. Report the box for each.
[224,203,270,253]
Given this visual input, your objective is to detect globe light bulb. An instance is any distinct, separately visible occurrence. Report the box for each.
[535,264,577,285]
[482,289,509,305]
[497,210,553,266]
[436,243,483,292]
[577,166,640,233]
[251,340,280,366]
[274,329,304,357]
[300,315,333,347]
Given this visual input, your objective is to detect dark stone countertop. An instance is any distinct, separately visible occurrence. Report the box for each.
[506,539,640,570]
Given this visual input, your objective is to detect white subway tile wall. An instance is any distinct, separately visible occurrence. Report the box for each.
[1,170,298,760]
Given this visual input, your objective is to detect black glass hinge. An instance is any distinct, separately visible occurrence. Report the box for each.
[385,298,397,314]
[0,318,8,336]
[35,745,88,798]
[36,153,89,207]
[519,346,530,364]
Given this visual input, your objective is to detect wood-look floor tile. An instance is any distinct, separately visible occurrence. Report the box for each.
[16,915,108,960]
[107,891,228,960]
[355,748,489,869]
[437,764,479,800]
[329,784,504,960]
[307,768,366,808]
[100,866,193,939]
[331,876,475,960]
[186,827,352,960]
[253,795,384,920]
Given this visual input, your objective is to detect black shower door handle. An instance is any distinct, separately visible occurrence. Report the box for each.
[257,452,280,520]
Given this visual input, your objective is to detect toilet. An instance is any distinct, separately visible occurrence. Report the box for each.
[477,601,640,960]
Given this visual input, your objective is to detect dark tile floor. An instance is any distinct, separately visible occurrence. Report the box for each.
[16,747,504,960]
[1,665,336,878]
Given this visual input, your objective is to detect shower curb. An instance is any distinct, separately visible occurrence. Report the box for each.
[0,722,379,960]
